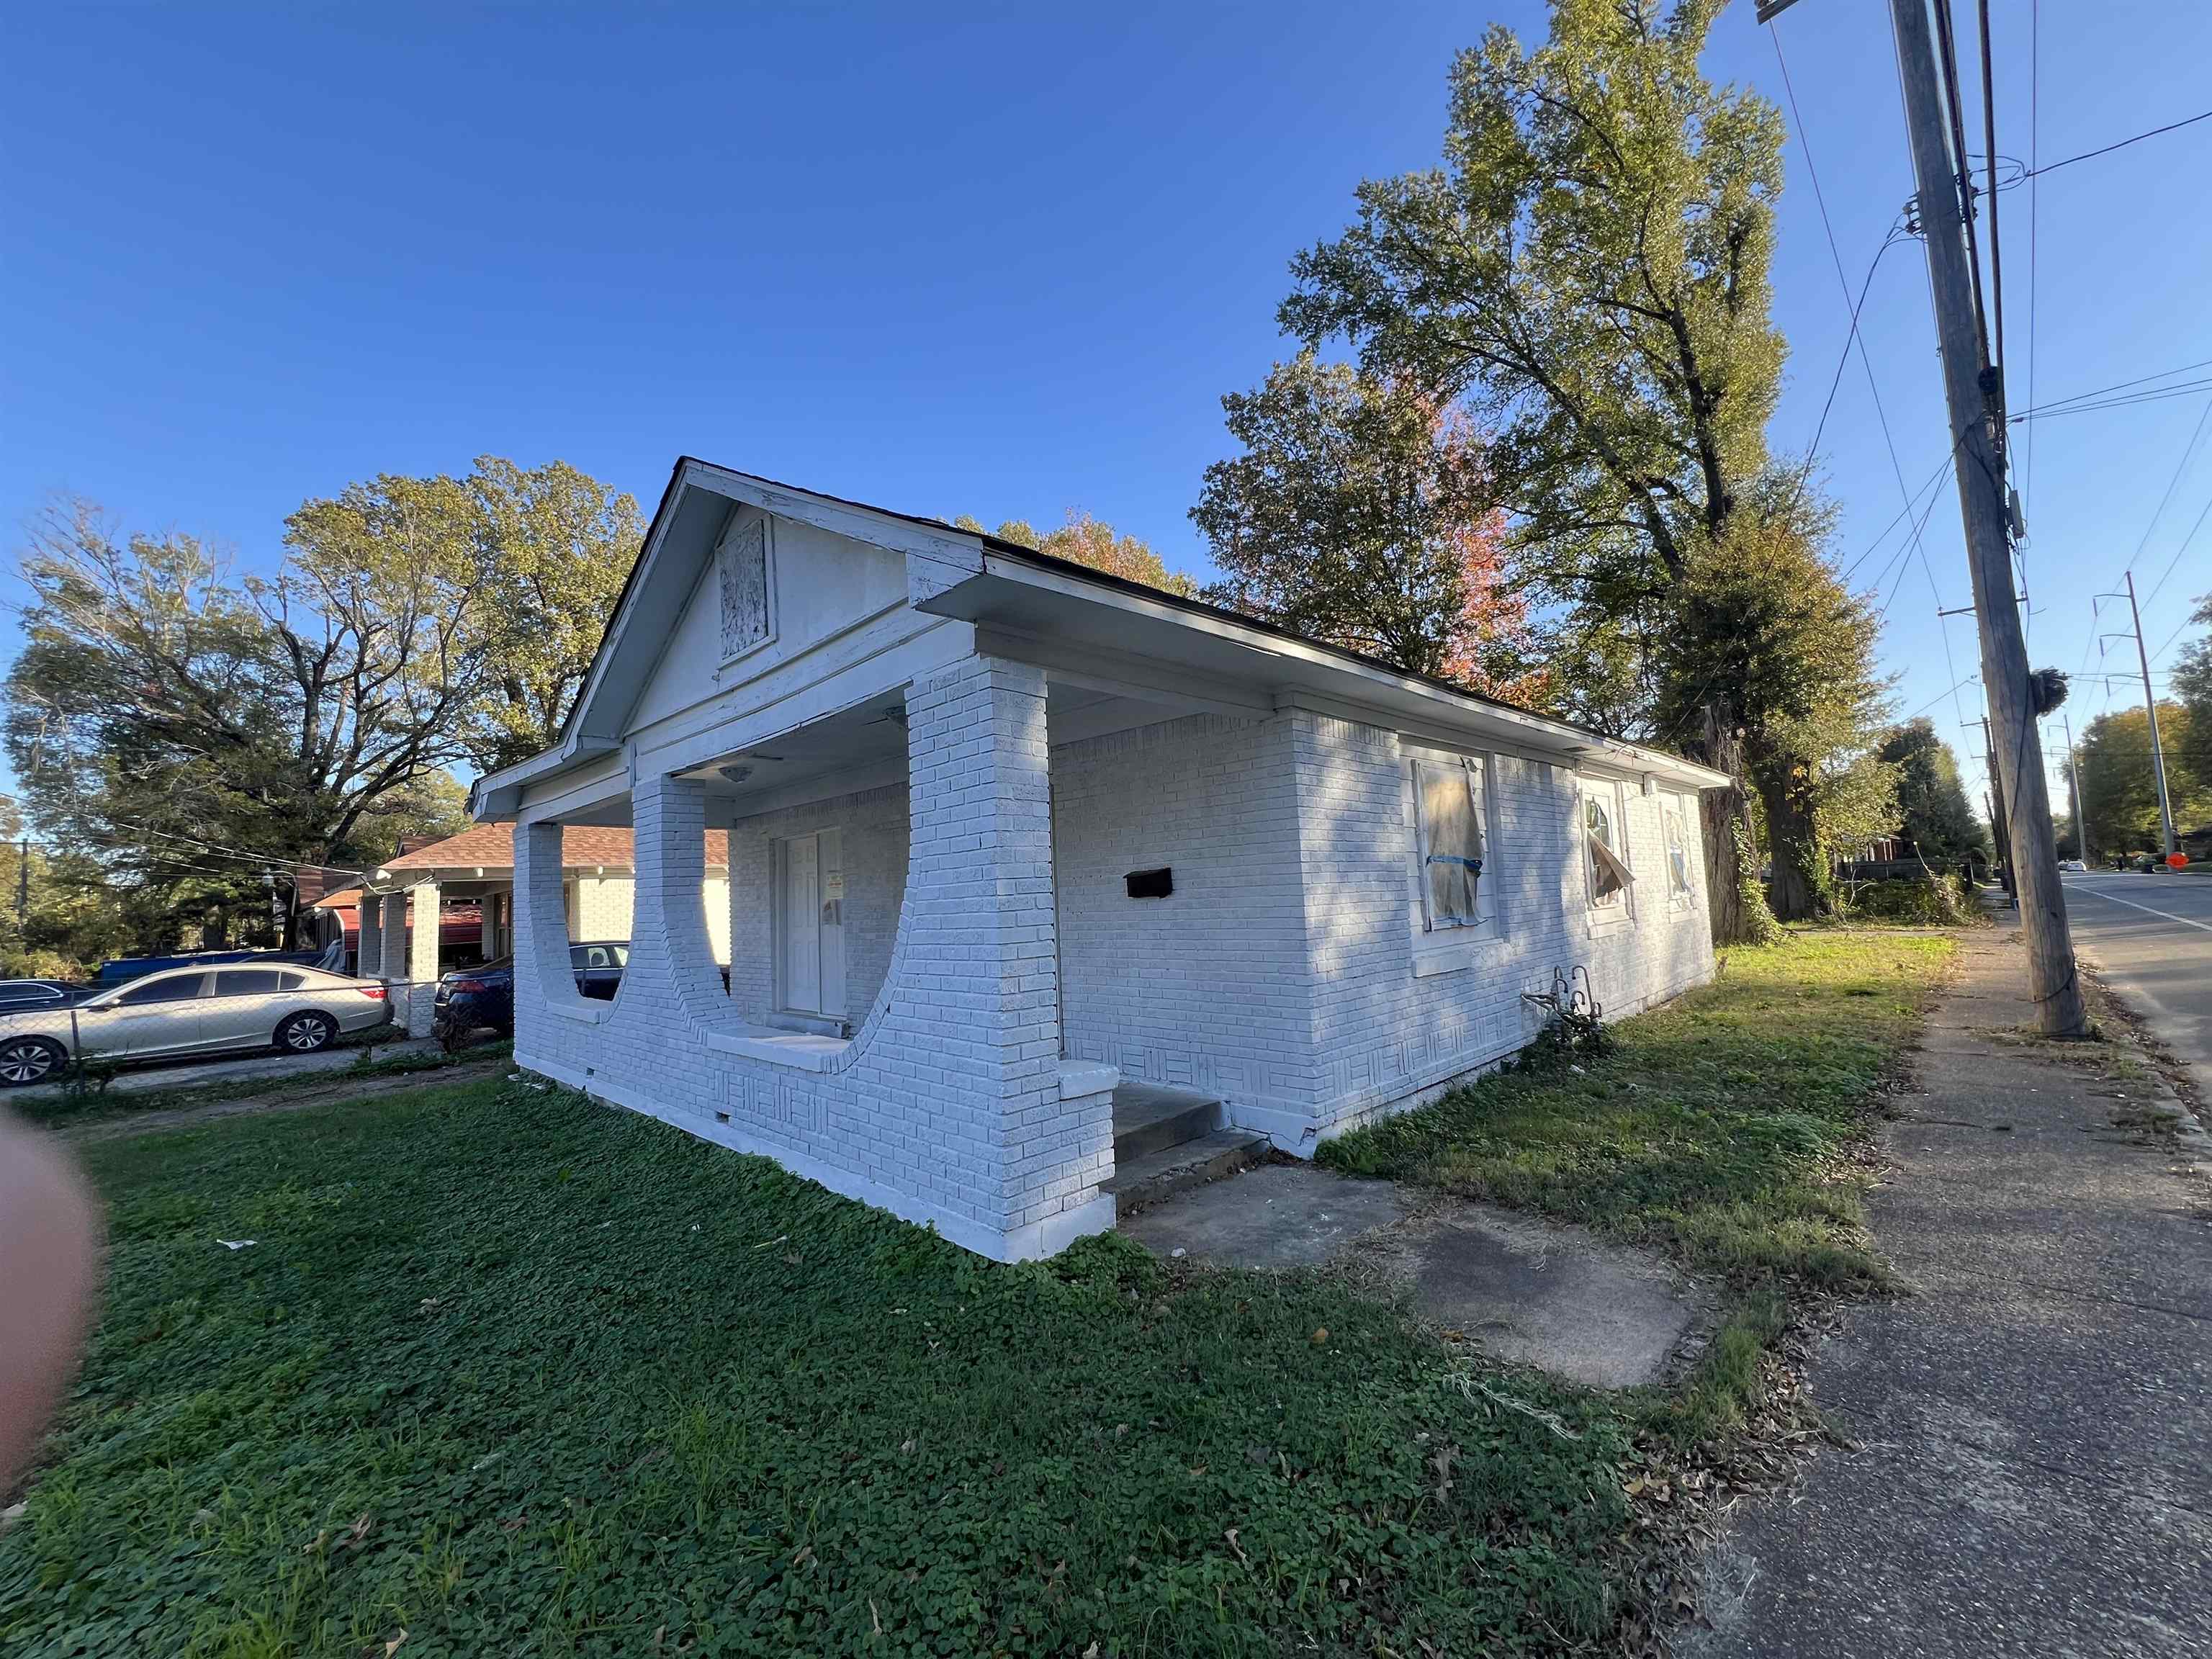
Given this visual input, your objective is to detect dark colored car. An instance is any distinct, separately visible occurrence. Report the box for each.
[432,943,628,1048]
[0,979,91,1015]
[91,947,331,989]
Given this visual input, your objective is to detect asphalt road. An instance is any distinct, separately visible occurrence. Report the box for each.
[2062,871,2212,1101]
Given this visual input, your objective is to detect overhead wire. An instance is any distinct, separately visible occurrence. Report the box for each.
[2023,107,2212,179]
[1769,20,1974,734]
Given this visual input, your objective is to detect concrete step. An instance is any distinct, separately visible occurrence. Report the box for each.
[1103,1128,1272,1217]
[1111,1083,1223,1163]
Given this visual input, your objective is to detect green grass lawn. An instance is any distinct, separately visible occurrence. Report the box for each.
[1,932,1951,1657]
[2,1078,1632,1659]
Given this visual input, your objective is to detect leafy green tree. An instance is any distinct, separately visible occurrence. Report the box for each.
[1878,719,1989,863]
[2077,700,2209,856]
[463,458,646,769]
[2170,592,2212,793]
[1190,352,1536,693]
[1653,481,1892,917]
[1275,0,1845,939]
[6,495,482,873]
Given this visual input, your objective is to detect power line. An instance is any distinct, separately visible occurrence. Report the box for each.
[2140,490,2212,613]
[2010,382,2212,423]
[2079,395,2212,674]
[2010,356,2212,416]
[2023,106,2212,179]
[1770,21,1974,727]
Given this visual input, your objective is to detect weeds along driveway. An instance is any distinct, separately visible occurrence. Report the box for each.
[0,932,1952,1658]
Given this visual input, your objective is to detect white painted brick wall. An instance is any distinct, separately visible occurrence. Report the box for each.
[1278,710,1716,1148]
[508,654,1115,1262]
[1051,712,1316,1108]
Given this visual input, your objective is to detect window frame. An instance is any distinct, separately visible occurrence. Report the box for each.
[714,513,779,669]
[1661,791,1698,909]
[1404,745,1502,975]
[1580,775,1637,929]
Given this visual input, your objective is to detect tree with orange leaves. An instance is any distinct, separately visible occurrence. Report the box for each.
[1191,351,1535,695]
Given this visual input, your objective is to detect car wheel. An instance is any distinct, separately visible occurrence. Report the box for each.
[276,1011,337,1054]
[0,1035,67,1087]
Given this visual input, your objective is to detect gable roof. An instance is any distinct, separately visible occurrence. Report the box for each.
[471,456,1732,816]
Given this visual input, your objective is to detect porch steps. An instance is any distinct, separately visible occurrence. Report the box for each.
[1105,1083,1270,1215]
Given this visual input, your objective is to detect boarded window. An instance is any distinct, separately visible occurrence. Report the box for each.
[717,516,771,660]
[1585,787,1632,909]
[1413,758,1485,930]
[1663,796,1695,899]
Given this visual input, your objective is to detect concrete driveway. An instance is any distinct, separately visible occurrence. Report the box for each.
[2062,871,2212,1100]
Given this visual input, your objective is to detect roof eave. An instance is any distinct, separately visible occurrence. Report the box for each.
[922,552,1732,791]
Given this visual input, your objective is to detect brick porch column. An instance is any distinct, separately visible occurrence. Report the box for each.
[405,881,440,1037]
[514,820,590,1021]
[629,771,742,1030]
[379,892,408,1005]
[358,893,382,976]
[905,657,1104,1238]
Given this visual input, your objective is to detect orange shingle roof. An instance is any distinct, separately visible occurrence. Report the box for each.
[378,825,729,875]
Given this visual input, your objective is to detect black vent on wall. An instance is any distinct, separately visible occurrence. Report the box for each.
[1125,867,1173,899]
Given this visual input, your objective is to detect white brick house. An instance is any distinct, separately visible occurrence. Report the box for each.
[470,458,1729,1262]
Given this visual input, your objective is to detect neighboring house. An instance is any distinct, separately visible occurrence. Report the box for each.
[468,457,1727,1262]
[344,824,731,1036]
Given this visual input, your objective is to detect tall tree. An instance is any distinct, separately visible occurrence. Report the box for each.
[1878,719,1989,863]
[2077,701,2208,855]
[5,496,481,880]
[953,511,1198,596]
[463,458,646,769]
[2170,592,2212,791]
[1276,0,1824,939]
[1190,352,1536,693]
[1652,480,1892,917]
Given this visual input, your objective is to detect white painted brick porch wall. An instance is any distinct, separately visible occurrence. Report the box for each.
[1051,713,1316,1107]
[508,655,1115,1262]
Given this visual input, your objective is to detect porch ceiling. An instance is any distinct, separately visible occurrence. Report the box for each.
[658,683,1204,819]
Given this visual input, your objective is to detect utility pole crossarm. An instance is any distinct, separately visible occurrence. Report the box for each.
[1889,0,2088,1035]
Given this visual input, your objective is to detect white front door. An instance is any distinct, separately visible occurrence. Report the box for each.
[777,829,845,1017]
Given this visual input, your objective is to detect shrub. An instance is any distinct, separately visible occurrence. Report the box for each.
[1838,876,1976,925]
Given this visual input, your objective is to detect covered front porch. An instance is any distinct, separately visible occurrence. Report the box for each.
[485,627,1274,1257]
[355,824,729,1037]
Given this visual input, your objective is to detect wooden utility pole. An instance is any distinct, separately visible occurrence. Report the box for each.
[2061,711,2087,863]
[2123,570,2180,860]
[1968,717,2015,899]
[1890,0,2086,1034]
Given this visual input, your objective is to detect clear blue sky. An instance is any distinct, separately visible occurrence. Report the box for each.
[4,1,2208,820]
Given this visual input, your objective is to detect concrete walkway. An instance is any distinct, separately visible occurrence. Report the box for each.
[1685,930,2212,1659]
[1123,1161,1707,1389]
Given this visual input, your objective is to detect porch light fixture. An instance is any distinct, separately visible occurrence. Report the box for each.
[719,763,753,785]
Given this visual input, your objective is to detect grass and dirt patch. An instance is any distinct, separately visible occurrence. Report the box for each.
[2,932,1951,1656]
[14,1037,511,1133]
[1324,929,1953,1501]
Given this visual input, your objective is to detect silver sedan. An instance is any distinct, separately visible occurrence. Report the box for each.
[0,964,393,1087]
